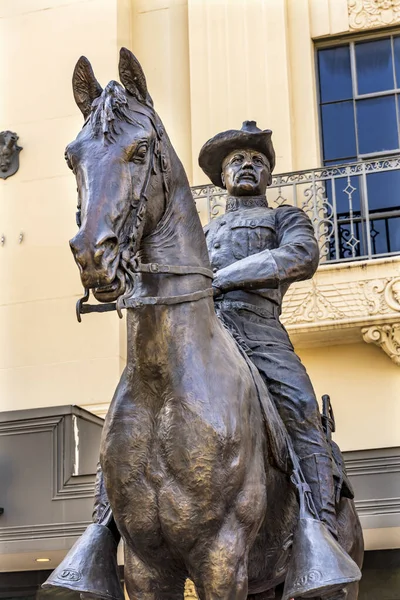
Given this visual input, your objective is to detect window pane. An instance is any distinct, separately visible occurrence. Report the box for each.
[355,38,394,94]
[388,217,400,252]
[369,219,390,254]
[318,46,353,103]
[392,36,400,87]
[325,176,363,260]
[356,96,398,154]
[321,101,357,161]
[366,170,400,211]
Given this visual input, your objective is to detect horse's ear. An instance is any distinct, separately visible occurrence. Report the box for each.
[118,47,153,106]
[72,56,103,119]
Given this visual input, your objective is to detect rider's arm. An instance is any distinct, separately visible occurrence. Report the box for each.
[212,206,319,292]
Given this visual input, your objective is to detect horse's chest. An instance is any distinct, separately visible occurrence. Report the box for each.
[101,392,248,547]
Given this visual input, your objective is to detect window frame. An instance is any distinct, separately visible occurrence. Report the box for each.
[315,28,400,165]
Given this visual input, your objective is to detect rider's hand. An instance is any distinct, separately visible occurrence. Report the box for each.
[212,284,223,299]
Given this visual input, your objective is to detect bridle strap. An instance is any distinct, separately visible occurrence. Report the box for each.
[76,270,213,321]
[120,288,213,310]
[136,262,214,279]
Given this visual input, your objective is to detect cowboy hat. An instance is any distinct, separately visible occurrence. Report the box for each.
[198,121,275,188]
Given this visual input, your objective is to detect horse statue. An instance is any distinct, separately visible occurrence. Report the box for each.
[43,49,363,600]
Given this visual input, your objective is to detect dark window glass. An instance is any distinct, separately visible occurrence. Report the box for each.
[335,221,365,259]
[366,170,400,212]
[318,46,353,103]
[355,38,394,94]
[369,218,391,254]
[392,36,400,87]
[325,176,363,260]
[388,216,400,252]
[356,95,398,154]
[321,101,357,161]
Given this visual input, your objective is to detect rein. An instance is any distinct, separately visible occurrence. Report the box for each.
[76,264,214,322]
[75,105,213,322]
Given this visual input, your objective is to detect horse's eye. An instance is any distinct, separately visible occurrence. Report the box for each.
[130,143,148,162]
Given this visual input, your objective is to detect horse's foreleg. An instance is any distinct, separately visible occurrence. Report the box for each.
[124,545,185,600]
[189,517,250,600]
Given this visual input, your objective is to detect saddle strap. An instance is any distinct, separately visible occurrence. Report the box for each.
[136,262,214,279]
[121,287,213,309]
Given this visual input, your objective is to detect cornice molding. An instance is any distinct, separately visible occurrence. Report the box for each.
[355,496,400,516]
[345,450,400,476]
[0,521,91,542]
[348,0,400,30]
[0,412,97,501]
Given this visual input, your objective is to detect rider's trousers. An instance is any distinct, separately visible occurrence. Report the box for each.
[217,305,337,537]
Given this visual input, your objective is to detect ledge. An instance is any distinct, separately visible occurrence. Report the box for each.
[282,256,400,353]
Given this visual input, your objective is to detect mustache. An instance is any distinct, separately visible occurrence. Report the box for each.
[235,168,257,182]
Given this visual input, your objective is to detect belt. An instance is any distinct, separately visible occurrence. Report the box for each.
[214,298,279,320]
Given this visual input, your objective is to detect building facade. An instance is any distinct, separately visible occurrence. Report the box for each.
[0,0,399,596]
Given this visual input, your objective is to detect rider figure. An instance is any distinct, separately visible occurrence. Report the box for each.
[199,120,337,539]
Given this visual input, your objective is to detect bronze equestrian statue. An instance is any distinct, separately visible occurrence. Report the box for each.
[43,49,363,600]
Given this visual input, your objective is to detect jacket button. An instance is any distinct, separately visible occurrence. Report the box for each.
[214,242,221,249]
[213,267,218,273]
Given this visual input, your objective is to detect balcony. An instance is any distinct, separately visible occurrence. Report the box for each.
[192,155,400,263]
[192,157,400,360]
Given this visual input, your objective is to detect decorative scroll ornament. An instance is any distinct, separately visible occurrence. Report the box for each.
[281,276,399,327]
[348,0,400,30]
[385,277,400,312]
[362,323,400,365]
[0,131,22,179]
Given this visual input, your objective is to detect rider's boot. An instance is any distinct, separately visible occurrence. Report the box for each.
[299,453,338,539]
[93,462,120,542]
[42,463,124,599]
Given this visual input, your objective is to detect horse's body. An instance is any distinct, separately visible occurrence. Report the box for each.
[67,49,363,600]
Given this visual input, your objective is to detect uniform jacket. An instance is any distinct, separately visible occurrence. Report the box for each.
[204,203,319,314]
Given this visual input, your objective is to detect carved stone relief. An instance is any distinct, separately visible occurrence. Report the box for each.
[348,0,400,30]
[0,131,22,179]
[362,323,400,365]
[281,260,400,362]
[282,276,400,327]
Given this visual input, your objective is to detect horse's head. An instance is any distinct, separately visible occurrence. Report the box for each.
[67,49,169,303]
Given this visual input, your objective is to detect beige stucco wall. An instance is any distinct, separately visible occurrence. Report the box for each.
[0,0,123,411]
[298,342,400,452]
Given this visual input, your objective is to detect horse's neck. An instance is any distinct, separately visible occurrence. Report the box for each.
[125,174,218,376]
[137,169,211,298]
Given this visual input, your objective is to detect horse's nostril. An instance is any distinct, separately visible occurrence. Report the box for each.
[96,234,119,250]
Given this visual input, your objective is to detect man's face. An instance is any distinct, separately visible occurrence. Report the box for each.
[221,149,271,196]
[393,281,400,304]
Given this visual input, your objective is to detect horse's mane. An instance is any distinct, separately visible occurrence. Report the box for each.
[89,81,146,142]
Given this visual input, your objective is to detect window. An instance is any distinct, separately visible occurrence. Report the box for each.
[317,36,400,260]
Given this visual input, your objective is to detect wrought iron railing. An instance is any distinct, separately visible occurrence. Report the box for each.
[192,156,400,263]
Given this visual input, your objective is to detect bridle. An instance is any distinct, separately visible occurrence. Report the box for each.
[76,106,214,322]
